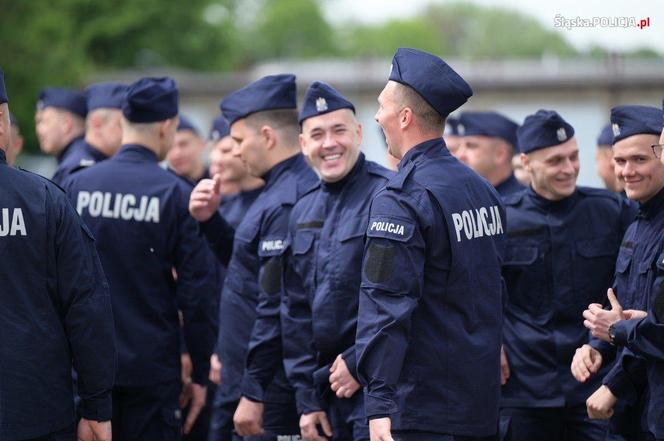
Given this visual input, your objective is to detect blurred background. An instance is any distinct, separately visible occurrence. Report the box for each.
[2,0,663,186]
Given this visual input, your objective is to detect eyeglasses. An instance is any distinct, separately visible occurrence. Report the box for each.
[652,144,664,159]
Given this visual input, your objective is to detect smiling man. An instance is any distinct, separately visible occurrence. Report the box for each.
[499,110,636,441]
[575,104,664,441]
[279,81,392,441]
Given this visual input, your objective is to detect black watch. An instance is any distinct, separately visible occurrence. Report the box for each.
[608,323,617,346]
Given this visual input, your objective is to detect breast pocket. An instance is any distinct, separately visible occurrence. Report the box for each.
[334,216,369,294]
[503,244,547,316]
[572,238,619,307]
[291,231,317,290]
[612,247,634,305]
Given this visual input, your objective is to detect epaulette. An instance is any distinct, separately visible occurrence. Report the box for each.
[366,160,394,180]
[69,158,97,175]
[576,186,621,202]
[18,166,67,193]
[501,189,528,206]
[386,161,415,191]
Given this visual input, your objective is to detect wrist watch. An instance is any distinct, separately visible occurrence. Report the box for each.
[608,323,617,346]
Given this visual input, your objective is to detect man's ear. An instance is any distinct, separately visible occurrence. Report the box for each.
[261,125,277,150]
[399,107,413,130]
[520,153,530,172]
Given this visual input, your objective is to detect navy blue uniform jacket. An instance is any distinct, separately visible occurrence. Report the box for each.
[356,138,506,437]
[501,187,636,408]
[64,144,216,386]
[281,154,392,414]
[217,154,317,404]
[0,149,115,440]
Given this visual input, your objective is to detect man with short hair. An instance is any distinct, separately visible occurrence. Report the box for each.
[575,105,664,441]
[0,69,115,441]
[78,82,127,169]
[168,115,209,184]
[456,111,524,196]
[189,74,317,440]
[64,77,217,440]
[35,87,88,184]
[272,81,392,441]
[582,108,664,437]
[500,110,636,441]
[356,48,506,441]
[596,123,624,193]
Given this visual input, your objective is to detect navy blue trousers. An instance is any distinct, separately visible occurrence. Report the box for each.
[112,380,182,441]
[500,406,606,441]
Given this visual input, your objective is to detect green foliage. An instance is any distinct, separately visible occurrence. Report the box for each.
[1,0,660,153]
[342,19,449,58]
[245,0,337,62]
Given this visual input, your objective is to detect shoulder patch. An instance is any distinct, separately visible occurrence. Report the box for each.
[258,237,287,257]
[366,216,415,242]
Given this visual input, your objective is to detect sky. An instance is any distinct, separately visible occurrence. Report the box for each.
[323,0,664,54]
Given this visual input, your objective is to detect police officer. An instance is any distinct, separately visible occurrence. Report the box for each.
[500,110,636,441]
[189,74,317,440]
[189,114,264,441]
[355,48,506,441]
[190,115,264,267]
[575,105,664,441]
[456,111,524,196]
[78,82,127,168]
[167,115,209,184]
[0,69,115,441]
[596,123,624,193]
[64,77,217,440]
[275,81,392,441]
[34,87,88,185]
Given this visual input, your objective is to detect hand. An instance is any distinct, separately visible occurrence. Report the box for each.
[77,419,112,441]
[571,344,603,382]
[329,354,361,398]
[209,353,222,385]
[233,396,264,437]
[586,385,617,419]
[189,175,223,222]
[183,383,207,435]
[583,288,624,342]
[299,411,333,441]
[369,417,394,441]
[623,309,648,320]
[500,345,510,385]
[181,353,193,386]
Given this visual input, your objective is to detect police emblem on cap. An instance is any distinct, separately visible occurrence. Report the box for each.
[316,97,328,113]
[36,100,45,111]
[211,130,220,142]
[457,124,465,136]
[556,127,567,142]
[612,123,621,137]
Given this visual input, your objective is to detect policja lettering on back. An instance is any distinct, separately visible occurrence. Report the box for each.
[76,190,160,222]
[0,207,27,236]
[451,204,503,242]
